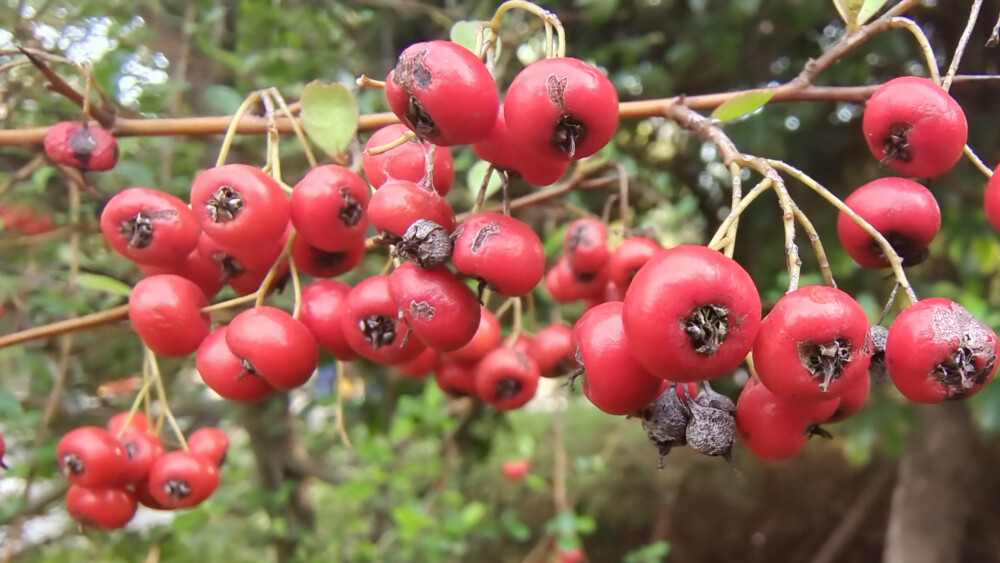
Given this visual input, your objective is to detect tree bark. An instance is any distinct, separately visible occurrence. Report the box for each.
[883,401,976,563]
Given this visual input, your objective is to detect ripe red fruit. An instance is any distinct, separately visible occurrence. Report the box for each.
[753,286,872,403]
[529,324,578,377]
[886,298,998,403]
[340,275,427,365]
[197,224,289,274]
[554,547,587,563]
[397,347,441,378]
[735,377,840,462]
[837,177,940,269]
[475,348,540,410]
[57,427,127,488]
[107,412,150,437]
[139,244,228,299]
[608,236,661,292]
[147,451,220,509]
[119,429,165,486]
[445,307,501,364]
[574,301,663,415]
[0,430,7,469]
[623,245,761,382]
[452,213,545,297]
[368,179,456,239]
[388,262,481,352]
[825,372,871,423]
[504,57,619,161]
[133,477,169,510]
[862,76,967,178]
[434,360,479,397]
[473,106,570,187]
[985,164,1000,233]
[564,217,610,274]
[299,280,358,361]
[290,165,371,251]
[291,234,366,279]
[100,187,200,266]
[190,164,290,249]
[364,124,455,195]
[196,326,276,402]
[226,306,319,390]
[227,259,290,297]
[385,40,499,146]
[65,486,137,530]
[43,121,119,171]
[129,274,211,358]
[545,258,609,303]
[501,459,532,482]
[188,427,229,467]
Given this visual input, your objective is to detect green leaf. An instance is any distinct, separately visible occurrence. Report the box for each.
[710,91,775,123]
[300,81,359,157]
[831,0,864,27]
[460,502,487,528]
[857,0,890,24]
[467,160,503,202]
[0,388,23,418]
[450,21,480,53]
[203,84,245,114]
[75,274,133,297]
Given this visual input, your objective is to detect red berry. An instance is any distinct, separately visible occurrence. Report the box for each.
[564,217,609,274]
[985,164,1000,233]
[133,477,169,510]
[107,412,150,437]
[862,76,967,178]
[385,40,499,146]
[473,106,570,187]
[100,187,200,266]
[735,378,840,462]
[299,280,359,361]
[188,427,229,467]
[119,429,165,486]
[139,245,228,299]
[434,360,479,397]
[529,324,578,377]
[292,234,366,279]
[475,347,540,410]
[555,547,588,563]
[501,459,532,482]
[825,373,871,423]
[196,326,276,402]
[837,177,940,269]
[227,260,290,297]
[129,274,211,357]
[190,164,290,249]
[388,262,481,352]
[57,427,127,488]
[398,347,441,378]
[608,236,661,293]
[623,245,761,382]
[886,298,998,403]
[504,57,619,161]
[43,121,119,171]
[368,179,456,239]
[197,224,289,274]
[226,306,319,390]
[545,258,609,303]
[65,486,137,530]
[290,165,371,251]
[445,307,501,364]
[0,430,7,469]
[364,124,455,195]
[147,451,220,509]
[574,301,663,415]
[340,275,427,365]
[452,213,545,297]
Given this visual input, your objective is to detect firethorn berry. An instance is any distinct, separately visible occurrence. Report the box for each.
[226,307,319,390]
[475,347,540,411]
[554,547,587,563]
[118,429,165,486]
[397,348,441,378]
[445,307,501,364]
[128,274,211,358]
[394,219,454,269]
[545,258,609,303]
[107,412,150,437]
[368,179,456,240]
[188,428,229,468]
[133,477,169,510]
[291,234,366,279]
[384,40,499,146]
[100,187,200,266]
[290,165,371,251]
[504,57,619,161]
[340,275,427,365]
[623,245,761,382]
[886,298,999,403]
[147,451,220,509]
[753,286,872,403]
[197,223,289,274]
[837,177,941,269]
[190,164,290,249]
[735,377,840,462]
[363,124,455,195]
[388,262,481,352]
[513,334,535,358]
[574,301,663,416]
[227,259,290,297]
[139,246,227,299]
[433,360,479,397]
[0,430,6,469]
[641,383,695,465]
[862,76,967,178]
[65,486,137,530]
[825,372,871,423]
[564,217,610,274]
[57,427,127,488]
[473,107,570,187]
[501,459,532,482]
[196,326,276,402]
[985,164,1000,233]
[451,213,545,297]
[529,324,578,377]
[608,236,661,293]
[868,325,890,383]
[43,121,119,171]
[299,281,358,361]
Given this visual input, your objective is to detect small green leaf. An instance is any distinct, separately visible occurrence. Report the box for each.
[203,84,244,114]
[75,274,133,297]
[300,81,359,157]
[460,502,487,528]
[857,0,890,24]
[831,0,864,26]
[450,21,480,53]
[0,388,23,418]
[467,160,503,202]
[710,90,775,123]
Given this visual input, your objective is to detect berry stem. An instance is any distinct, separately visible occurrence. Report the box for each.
[889,18,942,84]
[289,255,303,320]
[80,64,93,122]
[745,351,760,383]
[708,179,772,250]
[791,202,837,288]
[255,230,298,308]
[721,162,743,258]
[941,0,984,91]
[114,367,156,440]
[145,346,189,450]
[216,91,262,167]
[471,164,495,214]
[268,87,318,169]
[261,91,283,183]
[504,297,524,348]
[615,162,631,234]
[355,75,386,89]
[334,361,354,449]
[201,293,259,313]
[365,130,416,156]
[484,1,566,59]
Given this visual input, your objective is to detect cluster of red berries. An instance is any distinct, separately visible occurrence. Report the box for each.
[0,203,55,235]
[56,414,226,529]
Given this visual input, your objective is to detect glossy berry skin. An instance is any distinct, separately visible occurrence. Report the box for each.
[226,306,319,390]
[65,486,137,530]
[133,478,169,510]
[119,429,165,486]
[292,234,366,279]
[609,237,661,293]
[545,258,609,303]
[107,412,150,437]
[564,217,610,274]
[623,245,761,382]
[196,326,276,402]
[452,213,545,297]
[397,348,440,378]
[197,225,288,274]
[388,263,481,352]
[290,165,371,252]
[475,347,540,411]
[139,245,227,299]
[837,177,940,269]
[364,124,455,195]
[188,428,229,467]
[501,459,531,482]
[385,40,499,146]
[368,179,457,238]
[190,164,290,249]
[148,451,220,509]
[473,107,570,187]
[735,378,840,462]
[101,187,200,266]
[529,324,578,377]
[340,275,427,365]
[985,164,1000,233]
[43,121,119,171]
[299,281,358,361]
[433,360,479,397]
[57,427,127,489]
[504,57,619,161]
[445,308,501,364]
[574,302,663,415]
[129,274,211,358]
[862,76,967,178]
[825,372,871,423]
[886,298,999,403]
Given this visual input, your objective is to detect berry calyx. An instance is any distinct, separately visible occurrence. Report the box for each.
[451,213,546,297]
[368,179,457,241]
[128,274,211,358]
[226,306,320,390]
[100,187,201,266]
[340,275,427,365]
[475,347,541,411]
[43,121,119,171]
[529,324,578,377]
[394,219,453,269]
[190,164,290,249]
[564,217,610,274]
[290,165,371,251]
[363,123,455,195]
[118,429,165,486]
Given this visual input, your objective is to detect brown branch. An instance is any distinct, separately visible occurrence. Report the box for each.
[16,47,113,127]
[0,304,129,349]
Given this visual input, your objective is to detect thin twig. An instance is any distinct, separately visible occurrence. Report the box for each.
[942,0,984,91]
